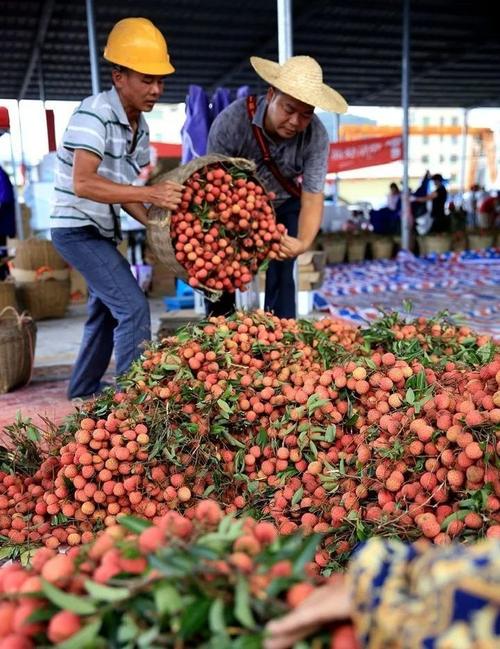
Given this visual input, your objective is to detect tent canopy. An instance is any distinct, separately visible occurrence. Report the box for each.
[0,0,498,108]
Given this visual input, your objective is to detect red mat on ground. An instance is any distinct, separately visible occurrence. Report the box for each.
[0,380,75,438]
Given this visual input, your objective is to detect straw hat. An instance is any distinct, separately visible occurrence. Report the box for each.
[250,55,348,114]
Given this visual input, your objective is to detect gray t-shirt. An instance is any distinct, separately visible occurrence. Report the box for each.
[207,95,329,205]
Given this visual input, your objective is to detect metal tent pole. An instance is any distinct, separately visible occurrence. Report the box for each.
[86,0,100,95]
[460,108,469,199]
[401,0,411,251]
[333,112,340,204]
[277,0,293,63]
[277,0,299,315]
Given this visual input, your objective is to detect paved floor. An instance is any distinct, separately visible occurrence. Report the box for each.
[33,298,168,368]
[0,298,192,434]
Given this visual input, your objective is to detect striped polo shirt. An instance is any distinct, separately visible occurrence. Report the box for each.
[50,86,150,239]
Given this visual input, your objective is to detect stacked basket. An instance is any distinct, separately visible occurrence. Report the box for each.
[0,306,36,393]
[10,239,70,320]
[0,279,17,311]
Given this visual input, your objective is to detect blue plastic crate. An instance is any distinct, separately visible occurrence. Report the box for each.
[164,295,195,310]
[176,279,194,297]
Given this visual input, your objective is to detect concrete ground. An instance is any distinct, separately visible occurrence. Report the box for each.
[0,298,198,434]
[33,298,168,368]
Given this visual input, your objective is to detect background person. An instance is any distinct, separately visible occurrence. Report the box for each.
[369,181,401,235]
[0,164,15,247]
[50,18,183,400]
[477,192,500,229]
[206,55,348,318]
[265,536,500,649]
[413,172,449,233]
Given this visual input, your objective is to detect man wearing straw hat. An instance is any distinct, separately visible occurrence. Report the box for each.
[207,55,348,318]
[50,18,183,401]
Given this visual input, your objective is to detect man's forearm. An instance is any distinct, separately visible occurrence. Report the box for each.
[122,202,149,227]
[74,172,149,206]
[297,192,324,249]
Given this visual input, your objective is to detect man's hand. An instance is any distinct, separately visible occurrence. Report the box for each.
[278,234,307,259]
[145,180,184,211]
[264,577,352,649]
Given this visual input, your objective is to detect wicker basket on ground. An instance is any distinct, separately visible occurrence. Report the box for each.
[15,279,70,320]
[0,280,17,311]
[320,234,347,264]
[418,234,452,255]
[346,236,367,262]
[371,236,394,260]
[0,307,37,394]
[468,232,495,251]
[10,238,67,271]
[452,234,468,252]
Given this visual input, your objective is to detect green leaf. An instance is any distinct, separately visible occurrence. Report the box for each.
[25,426,40,443]
[477,342,494,364]
[84,580,130,603]
[441,509,469,530]
[257,427,268,446]
[56,620,102,649]
[203,484,216,497]
[209,598,227,635]
[42,579,97,615]
[154,582,183,616]
[291,486,303,507]
[118,515,152,533]
[222,431,247,449]
[292,534,323,576]
[217,399,232,417]
[180,598,211,639]
[138,625,160,648]
[234,575,256,629]
[0,546,14,562]
[325,425,336,443]
[405,387,415,404]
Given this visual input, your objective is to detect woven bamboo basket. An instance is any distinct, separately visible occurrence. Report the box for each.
[15,279,70,320]
[0,280,17,311]
[10,238,67,271]
[371,237,394,260]
[347,237,367,262]
[321,235,347,264]
[468,233,495,250]
[0,307,37,394]
[452,235,468,252]
[419,234,452,255]
[147,154,264,299]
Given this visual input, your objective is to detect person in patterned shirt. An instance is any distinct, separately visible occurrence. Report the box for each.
[265,537,500,649]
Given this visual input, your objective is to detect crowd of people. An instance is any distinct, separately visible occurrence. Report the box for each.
[370,172,500,237]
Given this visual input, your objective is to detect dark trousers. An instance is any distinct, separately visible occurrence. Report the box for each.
[206,197,300,319]
[51,226,151,398]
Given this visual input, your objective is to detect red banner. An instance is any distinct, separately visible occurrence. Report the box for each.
[0,106,9,134]
[328,135,402,173]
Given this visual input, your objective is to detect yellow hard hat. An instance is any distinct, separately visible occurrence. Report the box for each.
[103,17,175,76]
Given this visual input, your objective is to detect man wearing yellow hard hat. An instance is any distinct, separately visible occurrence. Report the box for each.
[50,17,183,400]
[207,55,348,319]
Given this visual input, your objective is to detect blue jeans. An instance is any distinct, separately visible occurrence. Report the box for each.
[51,226,150,398]
[206,197,300,319]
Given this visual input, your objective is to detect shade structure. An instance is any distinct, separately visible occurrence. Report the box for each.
[0,0,498,109]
